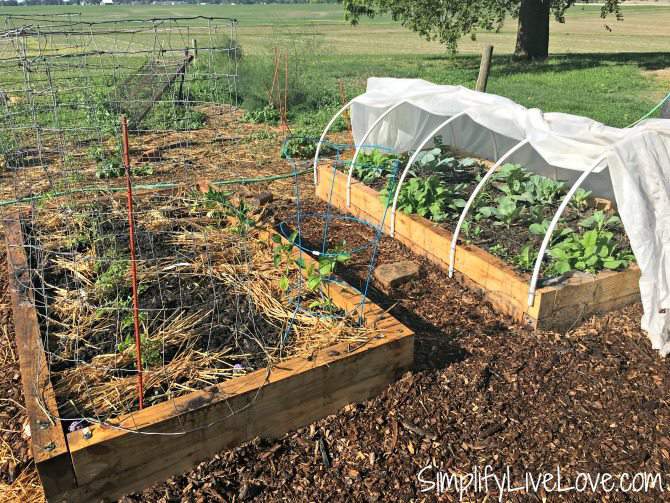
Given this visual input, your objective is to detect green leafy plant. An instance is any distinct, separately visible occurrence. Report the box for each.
[353,149,399,184]
[579,210,622,232]
[417,147,454,169]
[132,164,154,177]
[493,164,530,196]
[95,257,129,297]
[494,196,522,227]
[200,188,254,234]
[476,196,522,228]
[488,243,510,260]
[529,219,550,236]
[117,331,161,368]
[95,155,124,179]
[272,231,300,292]
[228,199,255,236]
[382,175,466,222]
[548,212,633,275]
[570,188,592,211]
[243,104,280,124]
[524,175,566,205]
[461,220,483,242]
[281,132,335,160]
[514,244,536,272]
[306,250,351,292]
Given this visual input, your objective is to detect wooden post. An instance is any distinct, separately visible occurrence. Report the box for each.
[191,38,198,58]
[475,45,494,93]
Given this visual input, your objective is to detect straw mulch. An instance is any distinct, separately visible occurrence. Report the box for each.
[26,190,377,422]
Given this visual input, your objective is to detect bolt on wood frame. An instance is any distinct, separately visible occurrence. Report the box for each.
[3,189,414,503]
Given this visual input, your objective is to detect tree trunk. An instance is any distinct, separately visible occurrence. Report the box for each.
[514,0,551,60]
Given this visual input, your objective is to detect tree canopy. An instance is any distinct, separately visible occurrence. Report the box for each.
[342,0,623,58]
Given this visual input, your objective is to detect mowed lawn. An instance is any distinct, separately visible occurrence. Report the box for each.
[1,3,669,127]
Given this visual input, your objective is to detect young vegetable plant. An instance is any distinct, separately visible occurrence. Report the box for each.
[524,175,566,205]
[493,164,530,196]
[305,250,351,311]
[306,250,351,292]
[514,222,576,272]
[381,175,466,222]
[272,231,300,292]
[117,330,161,368]
[570,188,592,211]
[514,244,536,272]
[280,132,336,159]
[92,143,154,179]
[548,211,633,275]
[272,232,350,311]
[476,196,522,228]
[488,243,510,260]
[460,220,483,243]
[353,149,399,184]
[200,188,256,234]
[94,256,129,298]
[95,155,124,179]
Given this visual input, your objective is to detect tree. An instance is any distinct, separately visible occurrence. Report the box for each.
[342,0,623,60]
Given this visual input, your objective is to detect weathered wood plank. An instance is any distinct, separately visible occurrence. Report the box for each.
[67,319,412,500]
[3,214,78,502]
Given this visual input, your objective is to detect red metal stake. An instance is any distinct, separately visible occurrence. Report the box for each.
[120,115,144,410]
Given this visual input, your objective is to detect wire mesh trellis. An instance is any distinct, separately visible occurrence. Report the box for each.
[0,15,240,198]
[0,16,383,435]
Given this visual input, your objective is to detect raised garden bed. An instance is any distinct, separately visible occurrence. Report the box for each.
[316,149,641,330]
[4,187,413,502]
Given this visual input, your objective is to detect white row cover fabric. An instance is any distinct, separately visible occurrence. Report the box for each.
[349,77,670,354]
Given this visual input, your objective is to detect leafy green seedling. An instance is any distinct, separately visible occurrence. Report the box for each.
[382,175,466,222]
[514,244,536,272]
[353,149,399,184]
[488,243,509,260]
[570,188,592,211]
[548,225,633,275]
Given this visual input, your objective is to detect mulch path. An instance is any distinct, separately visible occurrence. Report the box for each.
[2,162,669,502]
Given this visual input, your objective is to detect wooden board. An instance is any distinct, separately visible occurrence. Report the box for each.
[316,165,641,330]
[3,215,78,502]
[4,210,413,503]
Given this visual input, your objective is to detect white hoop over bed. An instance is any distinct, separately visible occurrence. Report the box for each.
[448,139,530,278]
[312,77,670,354]
[345,100,410,207]
[312,99,355,185]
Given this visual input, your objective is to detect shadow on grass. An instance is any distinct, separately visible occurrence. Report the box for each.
[424,51,670,74]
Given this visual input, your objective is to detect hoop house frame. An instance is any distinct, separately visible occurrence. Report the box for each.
[314,105,641,331]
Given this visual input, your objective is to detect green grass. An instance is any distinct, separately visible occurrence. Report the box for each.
[243,52,668,129]
[1,4,669,129]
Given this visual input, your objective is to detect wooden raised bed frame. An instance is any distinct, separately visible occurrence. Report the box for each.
[4,207,413,503]
[316,165,641,331]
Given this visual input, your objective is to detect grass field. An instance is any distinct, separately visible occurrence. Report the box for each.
[1,3,669,127]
